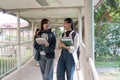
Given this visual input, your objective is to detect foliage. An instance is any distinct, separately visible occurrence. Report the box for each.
[4,34,30,42]
[95,0,120,58]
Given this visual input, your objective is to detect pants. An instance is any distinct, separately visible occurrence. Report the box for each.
[39,55,54,80]
[57,49,75,80]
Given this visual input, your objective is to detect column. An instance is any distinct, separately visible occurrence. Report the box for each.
[32,21,34,42]
[84,0,94,61]
[17,12,21,69]
[84,0,95,79]
[78,8,82,43]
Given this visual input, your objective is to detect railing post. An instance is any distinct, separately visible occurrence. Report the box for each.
[31,21,35,57]
[77,8,83,80]
[17,12,21,69]
[32,21,34,42]
[78,8,83,43]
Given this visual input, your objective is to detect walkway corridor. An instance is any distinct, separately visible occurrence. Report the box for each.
[2,49,83,80]
[2,59,42,80]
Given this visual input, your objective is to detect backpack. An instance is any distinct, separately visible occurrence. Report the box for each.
[62,31,80,60]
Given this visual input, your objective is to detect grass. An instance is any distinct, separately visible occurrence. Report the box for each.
[0,58,17,75]
[95,60,120,67]
[95,56,120,67]
[0,49,32,76]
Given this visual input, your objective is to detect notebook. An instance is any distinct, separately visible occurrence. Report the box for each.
[61,37,73,46]
[36,38,48,45]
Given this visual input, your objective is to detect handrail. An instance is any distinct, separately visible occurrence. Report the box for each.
[0,41,33,79]
[0,41,32,48]
[88,58,99,80]
[0,25,30,29]
[80,42,99,80]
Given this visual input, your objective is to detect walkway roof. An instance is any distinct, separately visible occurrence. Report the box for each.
[0,0,102,24]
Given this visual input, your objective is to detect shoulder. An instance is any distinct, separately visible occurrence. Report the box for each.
[62,32,65,37]
[48,31,56,38]
[71,31,79,39]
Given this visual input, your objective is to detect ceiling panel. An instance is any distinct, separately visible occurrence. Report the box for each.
[18,8,79,19]
[0,0,41,9]
[0,0,101,23]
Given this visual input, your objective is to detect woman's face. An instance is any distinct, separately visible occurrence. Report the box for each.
[43,21,50,30]
[63,21,71,30]
[36,30,40,34]
[35,30,40,35]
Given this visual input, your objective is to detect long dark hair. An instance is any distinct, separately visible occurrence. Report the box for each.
[64,18,74,30]
[35,28,40,32]
[41,18,49,31]
[35,28,40,35]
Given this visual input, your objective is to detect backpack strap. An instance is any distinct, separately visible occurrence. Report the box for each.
[71,31,76,42]
[62,32,65,38]
[62,31,76,42]
[71,31,80,60]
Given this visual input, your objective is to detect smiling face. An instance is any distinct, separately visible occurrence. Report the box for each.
[41,19,50,31]
[43,21,50,30]
[63,21,71,31]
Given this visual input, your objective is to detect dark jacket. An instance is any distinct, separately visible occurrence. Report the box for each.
[34,29,56,60]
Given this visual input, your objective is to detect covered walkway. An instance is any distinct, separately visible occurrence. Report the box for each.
[0,0,103,80]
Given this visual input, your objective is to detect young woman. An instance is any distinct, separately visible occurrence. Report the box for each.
[33,28,40,66]
[34,18,56,80]
[57,18,79,80]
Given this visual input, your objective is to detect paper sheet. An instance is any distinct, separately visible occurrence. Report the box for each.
[36,38,48,45]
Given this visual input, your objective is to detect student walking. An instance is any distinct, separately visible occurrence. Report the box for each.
[34,18,56,80]
[33,28,40,66]
[57,18,79,80]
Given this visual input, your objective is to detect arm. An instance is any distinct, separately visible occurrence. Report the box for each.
[45,33,56,53]
[69,33,79,53]
[33,35,42,51]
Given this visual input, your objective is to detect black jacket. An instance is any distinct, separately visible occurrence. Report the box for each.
[34,29,56,60]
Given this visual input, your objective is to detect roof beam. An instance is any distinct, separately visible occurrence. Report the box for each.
[5,6,83,12]
[25,17,77,20]
[36,0,49,6]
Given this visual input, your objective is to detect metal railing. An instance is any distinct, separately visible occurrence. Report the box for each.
[80,43,99,80]
[0,41,33,79]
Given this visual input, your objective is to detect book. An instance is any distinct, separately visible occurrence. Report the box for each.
[36,37,48,45]
[61,37,73,46]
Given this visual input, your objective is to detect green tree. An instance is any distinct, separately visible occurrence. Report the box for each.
[95,0,120,58]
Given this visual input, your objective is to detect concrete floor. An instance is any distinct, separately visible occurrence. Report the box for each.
[2,49,83,80]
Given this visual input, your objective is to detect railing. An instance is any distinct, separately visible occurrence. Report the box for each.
[80,43,99,80]
[0,26,32,44]
[0,41,33,79]
[88,58,99,80]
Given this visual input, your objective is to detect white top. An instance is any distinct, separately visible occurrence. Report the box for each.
[61,30,80,64]
[40,51,46,55]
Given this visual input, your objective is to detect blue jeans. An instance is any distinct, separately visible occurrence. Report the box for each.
[57,49,75,80]
[38,55,54,80]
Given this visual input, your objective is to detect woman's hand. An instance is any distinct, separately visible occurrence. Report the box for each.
[45,41,49,47]
[58,41,62,49]
[59,41,70,51]
[60,41,66,48]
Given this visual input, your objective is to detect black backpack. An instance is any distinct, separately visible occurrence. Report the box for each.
[62,31,80,60]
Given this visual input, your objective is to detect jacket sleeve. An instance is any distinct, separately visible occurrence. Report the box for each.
[45,33,56,53]
[33,36,42,51]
